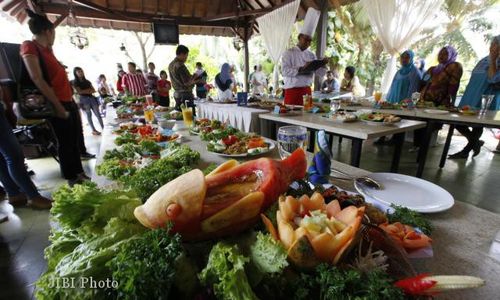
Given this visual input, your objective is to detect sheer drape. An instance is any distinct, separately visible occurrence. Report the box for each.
[257,0,300,92]
[360,0,443,93]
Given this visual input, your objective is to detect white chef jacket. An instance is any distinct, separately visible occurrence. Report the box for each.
[281,46,326,89]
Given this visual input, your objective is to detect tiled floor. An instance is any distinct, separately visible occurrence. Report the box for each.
[1,123,499,299]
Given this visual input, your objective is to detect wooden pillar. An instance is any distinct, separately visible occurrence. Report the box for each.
[314,0,328,91]
[243,26,250,93]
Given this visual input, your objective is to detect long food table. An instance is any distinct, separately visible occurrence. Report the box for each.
[93,110,500,299]
[259,112,426,174]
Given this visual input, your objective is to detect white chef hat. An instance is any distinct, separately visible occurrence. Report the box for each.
[299,7,320,37]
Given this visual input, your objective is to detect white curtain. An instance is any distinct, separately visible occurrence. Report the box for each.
[257,0,301,92]
[360,0,443,93]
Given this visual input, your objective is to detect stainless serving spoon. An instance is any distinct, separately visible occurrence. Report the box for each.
[330,169,382,190]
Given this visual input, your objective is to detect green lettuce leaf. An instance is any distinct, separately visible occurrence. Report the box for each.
[199,243,259,300]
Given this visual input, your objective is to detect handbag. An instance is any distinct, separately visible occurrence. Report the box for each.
[17,43,55,119]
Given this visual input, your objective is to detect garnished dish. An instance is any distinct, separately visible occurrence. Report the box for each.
[324,111,358,123]
[198,120,274,156]
[459,105,478,115]
[189,118,225,135]
[114,124,179,144]
[374,101,401,110]
[359,113,401,124]
[272,103,302,115]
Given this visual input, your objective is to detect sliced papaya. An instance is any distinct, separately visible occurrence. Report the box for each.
[287,234,321,269]
[310,232,337,262]
[205,160,239,178]
[326,200,341,218]
[335,206,359,226]
[201,192,264,233]
[277,211,295,249]
[261,213,279,241]
[309,192,327,211]
[279,196,295,221]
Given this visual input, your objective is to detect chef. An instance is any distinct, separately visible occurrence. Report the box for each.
[281,8,328,105]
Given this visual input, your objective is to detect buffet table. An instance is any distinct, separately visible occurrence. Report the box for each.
[92,109,500,299]
[197,102,269,133]
[259,112,426,173]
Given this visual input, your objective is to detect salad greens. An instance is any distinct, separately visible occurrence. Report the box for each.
[115,132,138,145]
[36,183,146,300]
[96,158,136,180]
[250,232,288,275]
[108,225,183,300]
[122,143,200,200]
[199,243,259,300]
[388,204,433,235]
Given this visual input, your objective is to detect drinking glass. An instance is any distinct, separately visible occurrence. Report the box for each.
[181,106,194,127]
[277,126,308,159]
[144,107,155,124]
[330,100,341,114]
[374,91,383,102]
[480,94,494,116]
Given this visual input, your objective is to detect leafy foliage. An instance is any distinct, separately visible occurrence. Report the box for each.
[388,204,433,235]
[108,225,183,300]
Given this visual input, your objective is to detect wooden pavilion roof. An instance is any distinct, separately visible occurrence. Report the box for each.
[1,0,358,38]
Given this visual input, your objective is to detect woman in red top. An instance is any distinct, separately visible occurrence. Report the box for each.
[116,70,125,95]
[21,9,89,186]
[157,70,172,107]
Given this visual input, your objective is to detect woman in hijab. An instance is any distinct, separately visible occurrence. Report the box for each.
[214,63,233,102]
[415,58,425,75]
[412,46,463,152]
[449,35,500,159]
[386,50,422,103]
[419,45,463,107]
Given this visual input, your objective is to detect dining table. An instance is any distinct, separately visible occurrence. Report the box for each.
[259,112,426,174]
[343,102,500,177]
[94,107,500,300]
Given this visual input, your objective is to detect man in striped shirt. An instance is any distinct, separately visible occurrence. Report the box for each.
[122,62,147,97]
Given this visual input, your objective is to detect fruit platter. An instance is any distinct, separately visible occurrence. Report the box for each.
[39,145,486,299]
[359,113,401,125]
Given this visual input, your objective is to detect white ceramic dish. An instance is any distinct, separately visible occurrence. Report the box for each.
[354,172,454,213]
[423,109,449,115]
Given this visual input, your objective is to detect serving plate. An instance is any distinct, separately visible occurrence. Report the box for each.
[354,173,454,213]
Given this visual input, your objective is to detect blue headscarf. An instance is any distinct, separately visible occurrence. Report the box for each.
[399,50,415,75]
[219,63,232,83]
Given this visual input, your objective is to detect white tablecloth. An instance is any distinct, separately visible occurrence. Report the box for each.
[197,102,269,133]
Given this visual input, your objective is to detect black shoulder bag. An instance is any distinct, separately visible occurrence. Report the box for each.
[17,43,55,119]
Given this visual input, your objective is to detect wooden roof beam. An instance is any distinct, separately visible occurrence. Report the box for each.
[2,0,23,12]
[42,3,246,28]
[9,1,25,17]
[53,13,68,27]
[205,0,295,21]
